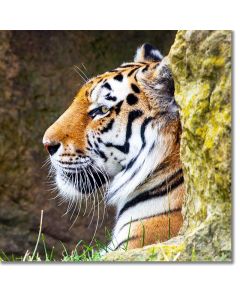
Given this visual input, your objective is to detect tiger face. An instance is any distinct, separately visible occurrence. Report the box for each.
[43,44,178,206]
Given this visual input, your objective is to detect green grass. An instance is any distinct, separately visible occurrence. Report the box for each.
[0,233,113,262]
[0,239,109,262]
[0,210,113,262]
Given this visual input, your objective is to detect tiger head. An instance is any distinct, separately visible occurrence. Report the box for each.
[43,44,180,206]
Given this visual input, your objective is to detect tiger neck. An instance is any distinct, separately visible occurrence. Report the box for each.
[110,149,184,250]
[106,116,184,225]
[116,154,183,221]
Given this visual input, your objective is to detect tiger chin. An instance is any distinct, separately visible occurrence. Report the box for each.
[43,43,185,252]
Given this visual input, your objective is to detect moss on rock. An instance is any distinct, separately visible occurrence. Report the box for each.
[104,30,231,262]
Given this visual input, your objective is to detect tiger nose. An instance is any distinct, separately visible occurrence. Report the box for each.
[44,142,61,156]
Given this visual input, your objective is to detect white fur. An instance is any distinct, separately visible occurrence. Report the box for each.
[56,172,82,200]
[107,124,165,207]
[134,45,163,62]
[151,49,163,60]
[109,193,171,250]
[90,76,131,109]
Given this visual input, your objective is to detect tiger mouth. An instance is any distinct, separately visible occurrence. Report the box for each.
[56,166,107,195]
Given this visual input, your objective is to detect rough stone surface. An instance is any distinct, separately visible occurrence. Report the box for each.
[104,30,231,262]
[0,31,176,257]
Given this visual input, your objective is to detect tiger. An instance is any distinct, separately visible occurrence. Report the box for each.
[43,43,184,252]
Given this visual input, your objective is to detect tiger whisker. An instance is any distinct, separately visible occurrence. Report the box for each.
[74,65,87,83]
[80,63,90,80]
[74,65,89,82]
[81,63,88,73]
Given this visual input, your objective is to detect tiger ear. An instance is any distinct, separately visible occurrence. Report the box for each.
[153,59,175,97]
[140,58,177,112]
[134,43,163,63]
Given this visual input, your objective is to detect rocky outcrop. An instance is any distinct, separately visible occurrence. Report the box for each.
[104,30,231,262]
[0,31,176,257]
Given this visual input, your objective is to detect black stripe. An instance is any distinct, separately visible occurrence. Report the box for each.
[134,71,138,82]
[100,119,114,133]
[140,117,153,144]
[154,160,170,173]
[102,82,112,90]
[106,117,153,201]
[96,149,108,161]
[127,67,139,77]
[115,100,123,115]
[131,83,140,93]
[107,118,154,201]
[105,93,117,101]
[118,208,182,233]
[114,235,139,251]
[105,110,143,154]
[87,138,93,148]
[118,169,184,218]
[94,142,99,150]
[114,74,123,81]
[142,65,149,72]
[124,117,153,172]
[109,141,155,202]
[126,141,155,178]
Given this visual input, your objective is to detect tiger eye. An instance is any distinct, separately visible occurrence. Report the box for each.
[101,105,109,113]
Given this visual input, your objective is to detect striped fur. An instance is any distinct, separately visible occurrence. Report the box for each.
[43,44,184,251]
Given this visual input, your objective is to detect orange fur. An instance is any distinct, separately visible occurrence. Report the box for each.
[126,210,183,249]
[44,85,91,152]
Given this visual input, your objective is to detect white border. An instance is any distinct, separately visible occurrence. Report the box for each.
[0,0,239,299]
[0,0,238,29]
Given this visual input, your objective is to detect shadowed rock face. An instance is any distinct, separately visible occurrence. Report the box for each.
[104,30,231,262]
[0,30,176,257]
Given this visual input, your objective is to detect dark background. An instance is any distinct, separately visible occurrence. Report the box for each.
[0,30,176,258]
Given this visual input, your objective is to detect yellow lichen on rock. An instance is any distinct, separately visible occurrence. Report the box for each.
[103,237,186,262]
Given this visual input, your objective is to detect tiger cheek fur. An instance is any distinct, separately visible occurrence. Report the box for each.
[43,43,184,251]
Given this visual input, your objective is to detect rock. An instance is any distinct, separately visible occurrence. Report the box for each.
[0,31,176,257]
[104,30,231,262]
